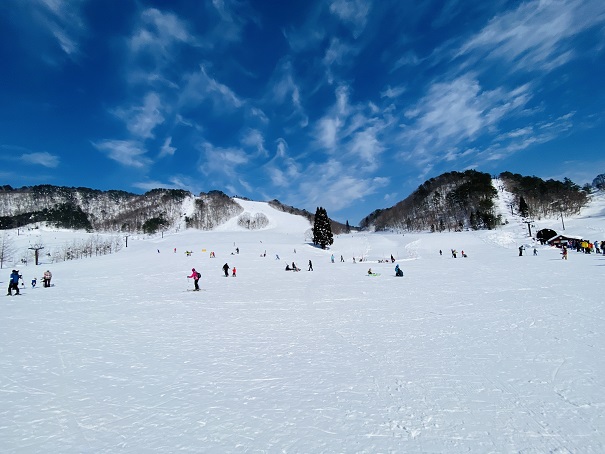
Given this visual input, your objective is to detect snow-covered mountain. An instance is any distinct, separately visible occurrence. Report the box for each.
[1,184,604,452]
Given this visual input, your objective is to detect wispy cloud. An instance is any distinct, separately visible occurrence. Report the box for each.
[457,0,605,72]
[130,8,197,57]
[380,85,406,99]
[299,160,389,212]
[180,65,244,110]
[329,0,371,38]
[113,92,165,140]
[159,137,176,157]
[241,129,267,157]
[35,0,87,57]
[480,112,575,162]
[92,140,151,168]
[200,141,249,179]
[20,151,60,168]
[264,138,300,187]
[400,75,532,166]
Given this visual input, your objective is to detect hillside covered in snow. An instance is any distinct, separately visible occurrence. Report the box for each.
[1,185,604,452]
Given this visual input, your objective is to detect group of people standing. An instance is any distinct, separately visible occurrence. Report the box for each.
[6,269,52,296]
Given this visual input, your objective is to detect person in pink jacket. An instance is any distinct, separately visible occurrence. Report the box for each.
[188,268,200,291]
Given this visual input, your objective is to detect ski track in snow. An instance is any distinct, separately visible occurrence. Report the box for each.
[1,192,605,452]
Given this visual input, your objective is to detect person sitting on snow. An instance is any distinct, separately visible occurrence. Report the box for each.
[395,264,403,277]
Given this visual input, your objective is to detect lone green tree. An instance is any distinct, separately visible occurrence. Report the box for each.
[519,196,529,218]
[312,207,334,249]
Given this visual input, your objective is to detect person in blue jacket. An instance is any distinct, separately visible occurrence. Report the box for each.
[7,270,21,295]
[395,264,403,277]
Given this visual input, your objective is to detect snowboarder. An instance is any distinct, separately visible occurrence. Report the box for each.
[187,268,201,291]
[391,254,395,263]
[308,260,313,271]
[223,263,230,277]
[291,262,300,272]
[395,264,403,277]
[43,270,52,287]
[7,270,21,295]
[518,246,524,257]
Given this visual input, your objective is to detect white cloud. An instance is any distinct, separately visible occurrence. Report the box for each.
[329,0,371,38]
[113,92,165,140]
[93,140,151,168]
[200,142,249,178]
[20,151,60,168]
[380,85,407,99]
[299,160,389,212]
[159,137,176,157]
[35,0,86,57]
[241,129,267,157]
[457,0,605,72]
[400,75,532,165]
[130,8,197,55]
[180,65,243,110]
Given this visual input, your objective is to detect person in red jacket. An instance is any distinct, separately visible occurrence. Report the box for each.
[188,268,200,291]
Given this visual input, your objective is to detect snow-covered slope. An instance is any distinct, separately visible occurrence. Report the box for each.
[1,195,604,452]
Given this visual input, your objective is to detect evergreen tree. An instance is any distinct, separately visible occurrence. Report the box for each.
[519,196,529,218]
[312,207,334,249]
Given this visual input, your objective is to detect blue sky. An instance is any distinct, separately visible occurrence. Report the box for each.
[1,0,604,224]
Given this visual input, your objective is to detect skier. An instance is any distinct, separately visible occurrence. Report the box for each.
[7,270,21,295]
[222,263,230,277]
[533,247,538,256]
[31,277,37,288]
[518,246,524,257]
[331,254,335,263]
[187,268,201,291]
[308,260,313,271]
[562,246,568,260]
[232,266,237,277]
[340,255,344,262]
[43,270,52,287]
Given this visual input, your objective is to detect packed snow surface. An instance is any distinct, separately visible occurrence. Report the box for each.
[1,194,605,452]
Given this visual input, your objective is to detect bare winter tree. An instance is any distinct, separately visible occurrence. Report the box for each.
[0,232,16,269]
